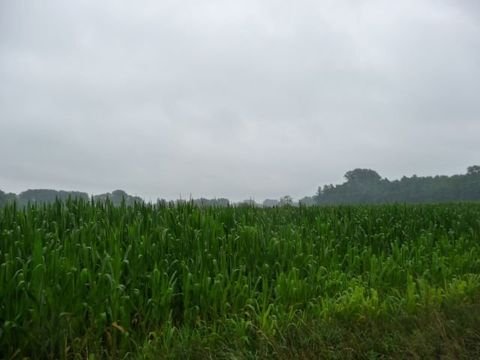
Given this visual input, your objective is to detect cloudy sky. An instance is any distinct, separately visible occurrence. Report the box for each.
[0,0,479,201]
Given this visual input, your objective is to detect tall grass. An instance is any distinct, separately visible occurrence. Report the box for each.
[1,200,480,358]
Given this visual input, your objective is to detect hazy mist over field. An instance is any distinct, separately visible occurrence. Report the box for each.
[1,0,479,201]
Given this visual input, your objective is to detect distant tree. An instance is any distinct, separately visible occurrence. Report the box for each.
[314,167,480,204]
[192,198,229,207]
[238,199,258,207]
[298,196,316,206]
[18,189,88,206]
[93,190,143,206]
[263,199,279,207]
[5,192,16,204]
[279,195,293,206]
[215,198,230,207]
[112,189,128,198]
[467,165,480,175]
[156,199,168,206]
[344,169,382,184]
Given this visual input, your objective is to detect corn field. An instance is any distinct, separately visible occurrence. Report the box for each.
[1,200,480,358]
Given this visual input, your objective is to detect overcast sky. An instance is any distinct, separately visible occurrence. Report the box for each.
[1,0,479,201]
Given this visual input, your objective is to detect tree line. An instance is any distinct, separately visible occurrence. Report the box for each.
[301,165,480,205]
[0,189,142,208]
[1,166,479,207]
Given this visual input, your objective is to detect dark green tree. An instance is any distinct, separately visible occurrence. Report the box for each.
[467,165,480,175]
[344,169,382,184]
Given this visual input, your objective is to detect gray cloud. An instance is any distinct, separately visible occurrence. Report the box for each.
[1,0,479,201]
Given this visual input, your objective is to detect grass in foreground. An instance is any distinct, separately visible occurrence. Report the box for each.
[1,201,480,358]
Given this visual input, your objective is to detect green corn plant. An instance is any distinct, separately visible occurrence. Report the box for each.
[1,201,480,358]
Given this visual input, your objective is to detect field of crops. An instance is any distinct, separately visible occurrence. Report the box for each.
[1,201,480,359]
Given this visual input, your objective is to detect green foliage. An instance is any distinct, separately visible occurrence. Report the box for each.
[0,189,143,208]
[1,201,480,358]
[92,189,143,206]
[344,168,382,183]
[317,166,480,204]
[468,165,480,175]
[192,198,230,207]
[17,189,89,206]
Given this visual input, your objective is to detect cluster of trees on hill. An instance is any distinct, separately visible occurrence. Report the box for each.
[262,196,294,207]
[92,190,143,206]
[306,165,480,205]
[0,191,16,207]
[1,166,479,207]
[0,189,142,207]
[191,198,230,207]
[168,198,231,207]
